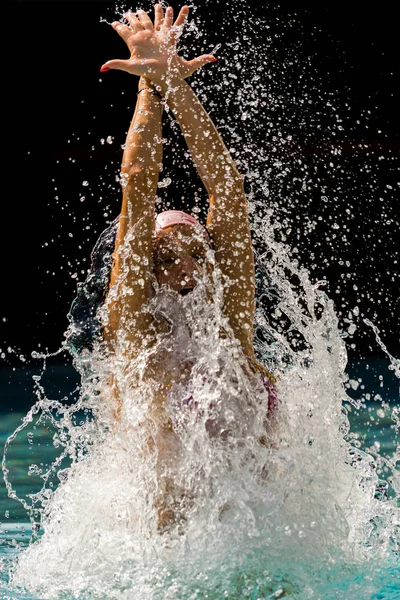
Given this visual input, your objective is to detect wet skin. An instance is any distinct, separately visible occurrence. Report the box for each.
[152,224,212,295]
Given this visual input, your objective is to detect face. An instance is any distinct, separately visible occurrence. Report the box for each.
[152,225,211,295]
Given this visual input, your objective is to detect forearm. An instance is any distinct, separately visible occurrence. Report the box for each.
[120,78,163,225]
[106,79,163,333]
[156,76,242,195]
[155,77,255,355]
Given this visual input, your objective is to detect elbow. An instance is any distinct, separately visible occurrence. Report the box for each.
[122,162,159,198]
[210,164,245,194]
[121,161,149,182]
[211,176,246,203]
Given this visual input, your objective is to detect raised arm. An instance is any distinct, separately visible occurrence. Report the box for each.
[139,4,256,359]
[100,4,255,358]
[102,78,163,351]
[100,7,189,351]
[158,76,255,358]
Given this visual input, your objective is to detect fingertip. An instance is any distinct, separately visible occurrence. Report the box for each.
[100,65,110,72]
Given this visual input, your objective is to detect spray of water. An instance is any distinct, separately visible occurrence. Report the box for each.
[2,2,398,598]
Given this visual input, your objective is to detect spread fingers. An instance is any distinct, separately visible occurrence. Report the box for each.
[137,9,154,31]
[124,11,143,32]
[163,6,174,29]
[154,3,164,30]
[174,5,189,28]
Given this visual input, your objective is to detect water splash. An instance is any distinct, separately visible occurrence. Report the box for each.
[364,318,400,379]
[2,1,399,599]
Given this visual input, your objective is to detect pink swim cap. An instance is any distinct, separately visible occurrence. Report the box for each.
[155,210,211,244]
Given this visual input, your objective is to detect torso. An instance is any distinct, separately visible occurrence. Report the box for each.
[110,289,278,436]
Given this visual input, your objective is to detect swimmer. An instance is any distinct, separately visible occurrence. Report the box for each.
[67,4,277,531]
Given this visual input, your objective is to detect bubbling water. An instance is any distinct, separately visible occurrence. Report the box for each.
[3,1,399,598]
[5,237,399,599]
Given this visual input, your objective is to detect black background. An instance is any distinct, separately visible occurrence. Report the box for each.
[2,0,399,380]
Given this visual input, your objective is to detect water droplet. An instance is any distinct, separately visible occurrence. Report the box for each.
[158,177,172,188]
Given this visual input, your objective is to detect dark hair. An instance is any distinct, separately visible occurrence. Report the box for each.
[65,217,119,356]
[65,213,213,357]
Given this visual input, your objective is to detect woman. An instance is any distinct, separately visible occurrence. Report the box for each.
[67,4,277,531]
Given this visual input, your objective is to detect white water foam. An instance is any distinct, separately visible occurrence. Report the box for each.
[3,2,398,598]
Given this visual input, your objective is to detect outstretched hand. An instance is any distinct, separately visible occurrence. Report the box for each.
[100,4,216,82]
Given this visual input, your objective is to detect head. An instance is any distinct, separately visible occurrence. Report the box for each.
[152,211,213,296]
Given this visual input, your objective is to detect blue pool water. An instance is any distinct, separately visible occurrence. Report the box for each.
[1,357,398,599]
